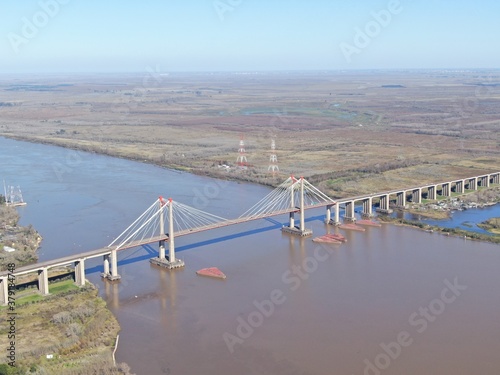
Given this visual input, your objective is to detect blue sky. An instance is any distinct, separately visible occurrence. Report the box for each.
[1,0,499,73]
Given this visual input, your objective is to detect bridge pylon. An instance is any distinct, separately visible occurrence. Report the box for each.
[281,176,313,237]
[150,197,185,269]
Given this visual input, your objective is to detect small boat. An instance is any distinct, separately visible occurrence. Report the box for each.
[196,267,226,279]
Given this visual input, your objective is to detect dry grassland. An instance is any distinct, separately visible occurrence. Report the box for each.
[0,284,131,374]
[1,70,499,198]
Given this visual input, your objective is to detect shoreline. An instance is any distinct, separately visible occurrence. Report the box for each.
[0,135,492,375]
[2,134,499,197]
[0,134,280,189]
[477,217,500,235]
[378,214,500,244]
[2,135,499,245]
[0,203,132,374]
[0,204,42,270]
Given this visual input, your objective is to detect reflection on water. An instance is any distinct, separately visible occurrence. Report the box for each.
[104,281,121,310]
[158,264,178,329]
[2,137,500,375]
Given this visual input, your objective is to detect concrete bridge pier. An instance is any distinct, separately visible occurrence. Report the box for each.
[470,177,478,190]
[74,259,86,287]
[442,183,450,197]
[38,268,49,295]
[289,211,295,229]
[396,191,406,208]
[326,202,341,225]
[492,173,500,184]
[158,240,166,259]
[0,277,8,305]
[102,254,110,276]
[480,176,490,188]
[102,251,121,281]
[344,201,356,222]
[376,194,393,214]
[362,197,374,217]
[456,180,465,194]
[109,250,121,280]
[412,188,422,204]
[334,202,340,224]
[428,185,437,200]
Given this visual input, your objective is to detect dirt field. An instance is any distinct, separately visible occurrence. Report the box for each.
[1,70,499,198]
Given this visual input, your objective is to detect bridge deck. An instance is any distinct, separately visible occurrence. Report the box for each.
[175,203,334,236]
[0,235,168,277]
[2,171,498,278]
[0,205,331,277]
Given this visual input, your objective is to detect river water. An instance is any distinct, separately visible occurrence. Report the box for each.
[1,137,500,375]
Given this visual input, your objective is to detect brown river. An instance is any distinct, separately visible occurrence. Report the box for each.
[2,137,499,374]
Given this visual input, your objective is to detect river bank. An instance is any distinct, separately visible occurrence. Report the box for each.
[0,204,41,270]
[0,202,134,375]
[1,134,282,189]
[478,217,500,234]
[0,282,133,375]
[378,214,500,244]
[2,134,498,199]
[381,186,500,244]
[402,185,500,220]
[2,136,500,374]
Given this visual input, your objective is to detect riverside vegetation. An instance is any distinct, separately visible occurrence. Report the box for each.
[0,202,41,270]
[380,186,500,244]
[405,186,500,219]
[0,284,134,375]
[0,198,135,375]
[478,217,500,234]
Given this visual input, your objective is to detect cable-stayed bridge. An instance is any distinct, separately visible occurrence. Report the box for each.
[0,176,336,302]
[111,176,334,270]
[1,171,499,304]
